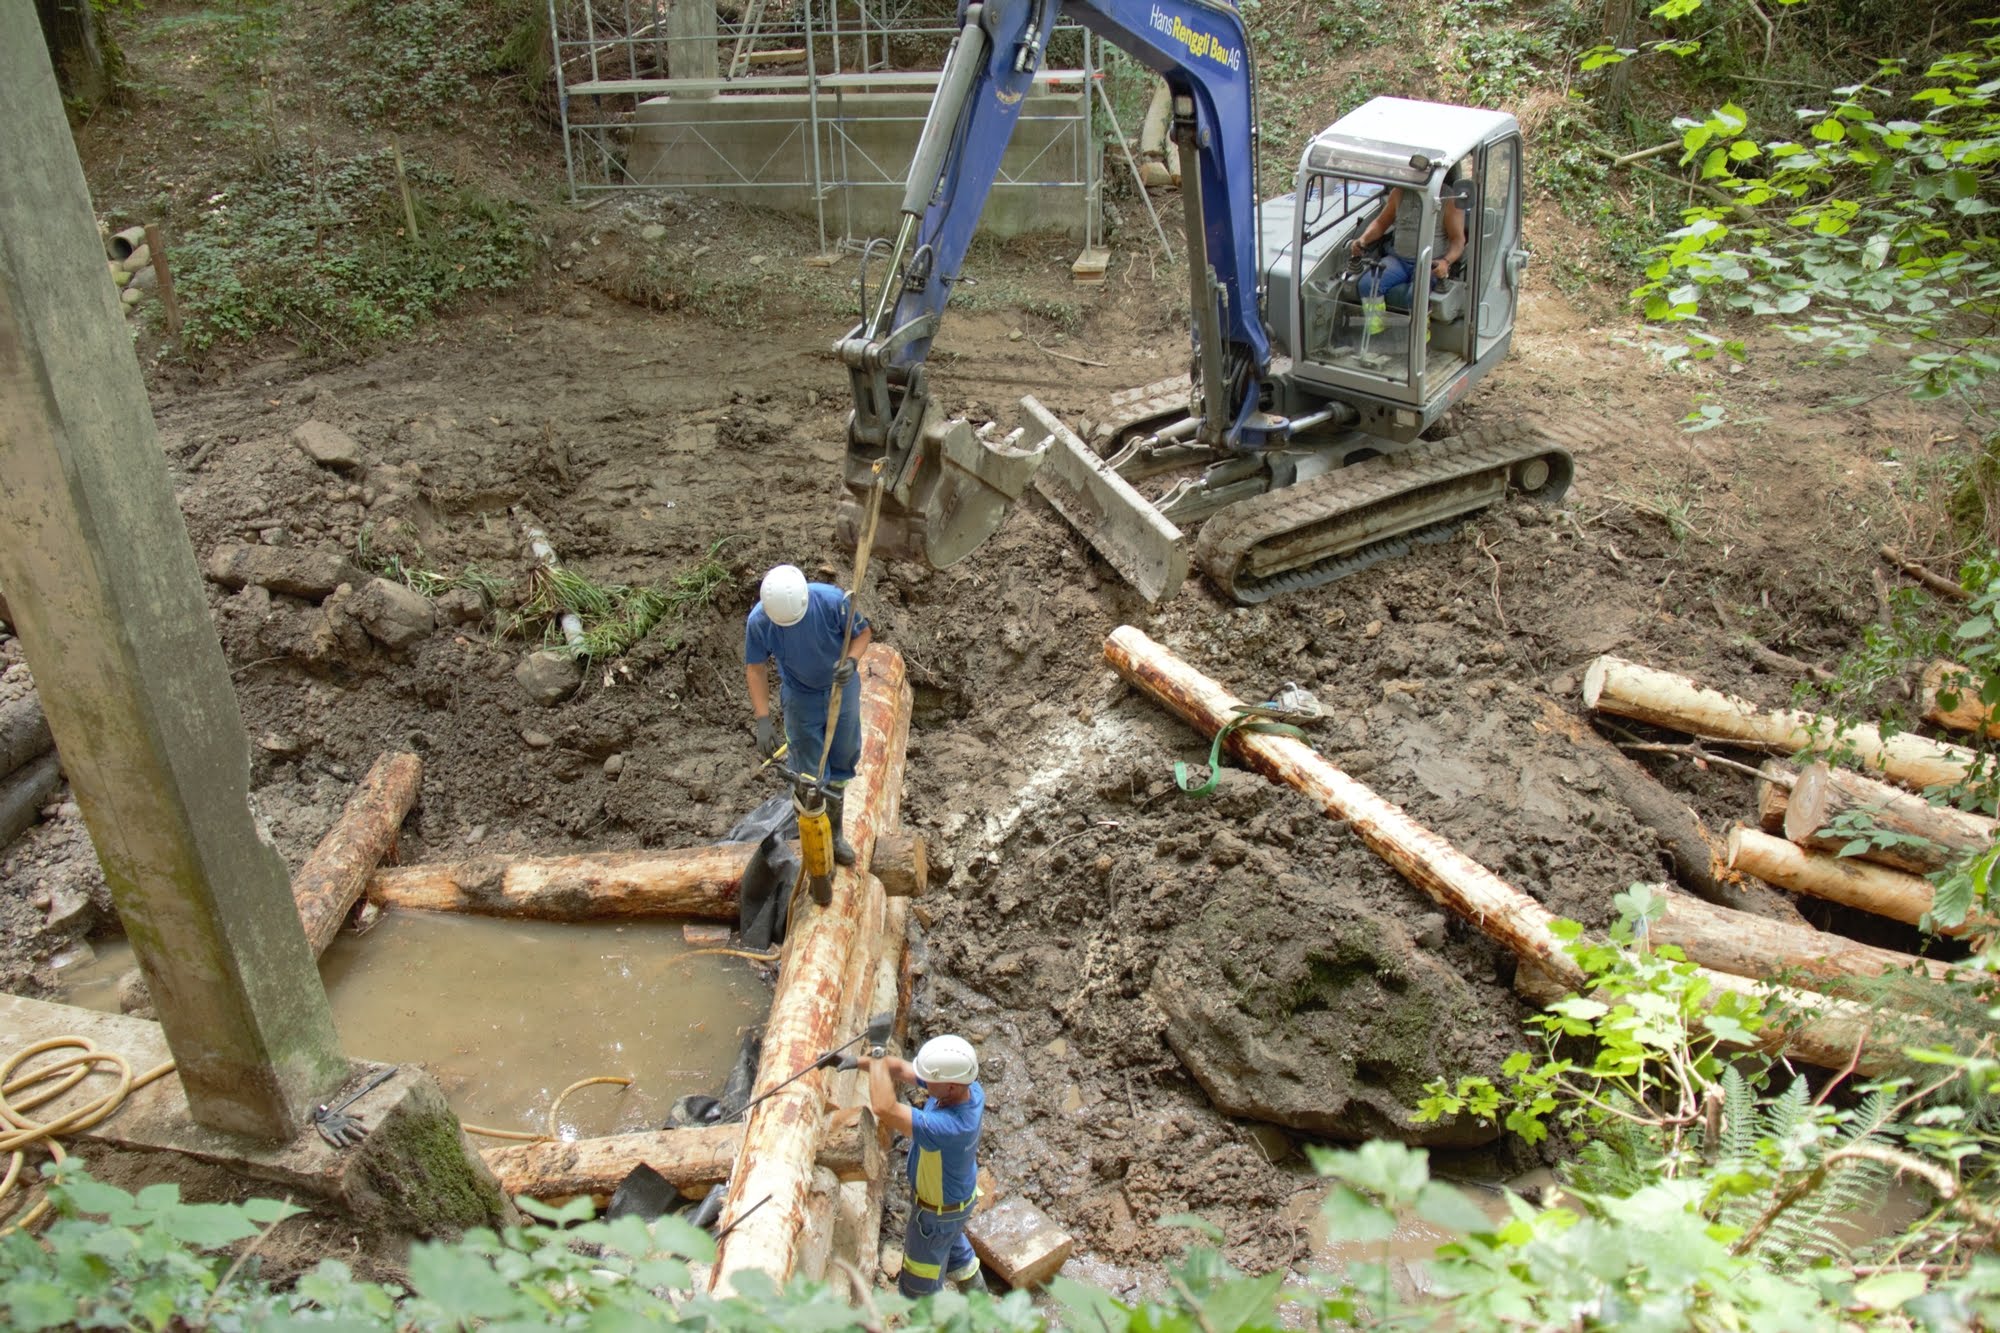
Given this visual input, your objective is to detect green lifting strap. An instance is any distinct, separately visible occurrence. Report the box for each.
[1174,711,1308,797]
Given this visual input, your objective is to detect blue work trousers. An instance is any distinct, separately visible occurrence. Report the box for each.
[899,1201,979,1298]
[781,681,861,786]
[1357,252,1416,301]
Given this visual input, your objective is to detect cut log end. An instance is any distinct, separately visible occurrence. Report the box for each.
[1580,657,1610,710]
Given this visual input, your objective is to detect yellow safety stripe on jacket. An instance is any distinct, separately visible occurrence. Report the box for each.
[915,1146,945,1207]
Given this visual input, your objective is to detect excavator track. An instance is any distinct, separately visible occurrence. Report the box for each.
[1194,422,1573,604]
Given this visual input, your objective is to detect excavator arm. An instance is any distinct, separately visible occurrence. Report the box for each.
[835,0,1273,568]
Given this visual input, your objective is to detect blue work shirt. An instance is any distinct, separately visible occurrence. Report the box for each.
[743,583,869,695]
[905,1081,984,1209]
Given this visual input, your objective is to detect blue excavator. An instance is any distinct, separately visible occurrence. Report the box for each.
[834,0,1573,604]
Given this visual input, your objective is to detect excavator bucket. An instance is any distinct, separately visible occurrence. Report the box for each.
[837,401,1049,568]
[1023,396,1189,604]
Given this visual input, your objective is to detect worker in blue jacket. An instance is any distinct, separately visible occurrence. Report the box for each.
[744,563,872,865]
[863,1035,987,1297]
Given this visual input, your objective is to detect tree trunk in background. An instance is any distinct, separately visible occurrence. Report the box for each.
[1600,0,1639,115]
[36,0,116,109]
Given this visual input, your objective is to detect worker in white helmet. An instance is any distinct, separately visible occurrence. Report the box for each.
[862,1034,987,1297]
[744,563,872,865]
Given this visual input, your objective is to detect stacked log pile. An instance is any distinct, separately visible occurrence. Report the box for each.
[1108,629,1962,1078]
[1580,654,1992,979]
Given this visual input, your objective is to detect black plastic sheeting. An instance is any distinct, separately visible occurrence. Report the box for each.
[727,793,799,952]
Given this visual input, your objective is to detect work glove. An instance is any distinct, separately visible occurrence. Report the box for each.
[755,715,780,759]
[831,656,857,687]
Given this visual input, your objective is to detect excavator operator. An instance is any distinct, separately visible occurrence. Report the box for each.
[1348,161,1470,334]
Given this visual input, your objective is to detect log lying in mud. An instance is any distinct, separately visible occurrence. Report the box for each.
[710,646,912,1296]
[1649,888,1955,988]
[1728,825,1991,937]
[295,752,422,956]
[1582,655,1977,792]
[481,1117,880,1203]
[366,835,927,921]
[368,845,748,921]
[1920,660,2000,740]
[1533,697,1802,923]
[1757,761,1794,834]
[1106,626,1587,991]
[827,895,910,1289]
[873,829,928,898]
[0,754,62,850]
[1784,761,1997,876]
[1514,956,1929,1076]
[0,693,54,778]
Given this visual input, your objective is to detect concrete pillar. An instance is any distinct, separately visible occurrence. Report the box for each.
[668,0,718,89]
[0,3,347,1139]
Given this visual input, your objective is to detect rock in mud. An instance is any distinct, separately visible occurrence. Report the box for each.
[1151,882,1510,1148]
[434,587,486,626]
[351,578,434,651]
[291,420,366,472]
[515,650,582,705]
[205,543,362,599]
[117,967,154,1019]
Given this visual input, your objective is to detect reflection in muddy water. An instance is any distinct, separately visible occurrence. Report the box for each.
[65,915,771,1139]
[319,913,771,1137]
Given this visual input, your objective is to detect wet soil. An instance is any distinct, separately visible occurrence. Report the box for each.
[0,189,1960,1281]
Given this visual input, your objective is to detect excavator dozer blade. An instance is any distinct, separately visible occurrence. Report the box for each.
[1023,396,1189,604]
[837,402,1049,568]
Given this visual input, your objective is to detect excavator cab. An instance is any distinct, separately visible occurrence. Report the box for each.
[1274,98,1527,438]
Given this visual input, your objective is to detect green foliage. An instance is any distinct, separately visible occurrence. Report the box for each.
[1631,26,2000,414]
[336,0,543,125]
[146,1,284,77]
[508,542,732,663]
[171,147,535,356]
[1806,549,2000,932]
[1403,887,2000,1327]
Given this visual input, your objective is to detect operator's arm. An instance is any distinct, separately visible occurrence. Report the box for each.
[1435,200,1467,279]
[864,1055,917,1135]
[1351,191,1401,255]
[746,662,771,719]
[847,624,874,664]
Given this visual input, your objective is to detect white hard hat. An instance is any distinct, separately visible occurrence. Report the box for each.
[760,564,809,627]
[913,1035,979,1085]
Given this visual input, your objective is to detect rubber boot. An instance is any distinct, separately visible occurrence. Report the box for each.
[950,1261,988,1294]
[827,789,857,867]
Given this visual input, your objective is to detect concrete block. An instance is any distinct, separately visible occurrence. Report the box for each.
[965,1195,1074,1290]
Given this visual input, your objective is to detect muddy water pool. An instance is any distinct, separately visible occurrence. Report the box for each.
[63,913,771,1138]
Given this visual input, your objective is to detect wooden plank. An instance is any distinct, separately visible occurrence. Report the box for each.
[294,752,421,956]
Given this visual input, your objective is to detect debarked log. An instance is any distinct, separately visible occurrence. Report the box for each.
[1728,825,1993,937]
[295,752,422,957]
[1757,761,1794,834]
[1106,626,1586,991]
[1514,956,1934,1076]
[1784,761,1996,876]
[0,753,62,850]
[1649,887,1955,988]
[481,1117,880,1203]
[367,836,928,922]
[709,646,912,1295]
[872,829,928,898]
[368,845,749,921]
[1920,660,2000,740]
[1533,696,1801,923]
[1582,655,1977,792]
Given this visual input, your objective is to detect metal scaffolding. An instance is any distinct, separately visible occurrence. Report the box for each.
[545,0,1104,253]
